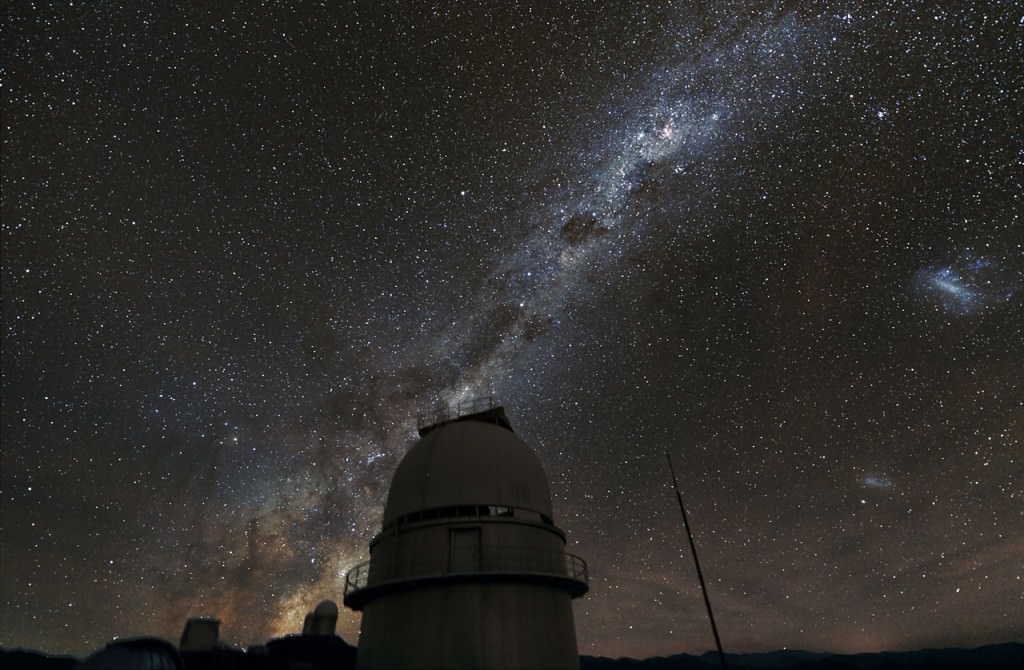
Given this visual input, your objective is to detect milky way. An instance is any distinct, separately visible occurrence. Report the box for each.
[2,0,1022,660]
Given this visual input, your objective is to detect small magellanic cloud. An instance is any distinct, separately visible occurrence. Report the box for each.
[860,474,894,490]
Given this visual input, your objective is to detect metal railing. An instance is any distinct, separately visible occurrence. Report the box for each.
[416,396,500,431]
[343,545,588,605]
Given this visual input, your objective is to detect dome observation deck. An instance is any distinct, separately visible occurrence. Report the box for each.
[343,534,589,610]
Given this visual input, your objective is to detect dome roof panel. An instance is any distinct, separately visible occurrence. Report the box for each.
[383,420,553,524]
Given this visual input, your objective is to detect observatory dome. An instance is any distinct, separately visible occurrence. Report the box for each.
[382,417,554,526]
[78,637,184,670]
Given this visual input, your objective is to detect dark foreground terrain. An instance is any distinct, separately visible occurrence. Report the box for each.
[2,642,1021,670]
[581,643,1023,670]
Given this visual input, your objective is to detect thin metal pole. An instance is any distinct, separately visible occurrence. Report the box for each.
[666,453,728,670]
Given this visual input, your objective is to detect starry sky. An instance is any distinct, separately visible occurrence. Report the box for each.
[2,0,1022,660]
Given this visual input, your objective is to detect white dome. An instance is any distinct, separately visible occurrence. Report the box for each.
[314,600,338,617]
[382,419,553,525]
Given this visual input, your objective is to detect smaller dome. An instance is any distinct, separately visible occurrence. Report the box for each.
[314,600,338,617]
[383,418,553,525]
[304,599,339,636]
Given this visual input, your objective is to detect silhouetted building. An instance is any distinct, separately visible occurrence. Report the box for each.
[179,618,220,653]
[344,399,588,669]
[302,600,339,636]
[265,633,356,670]
[179,602,355,670]
[259,598,355,670]
[178,617,247,670]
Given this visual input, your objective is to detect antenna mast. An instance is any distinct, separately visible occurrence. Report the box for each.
[666,453,728,670]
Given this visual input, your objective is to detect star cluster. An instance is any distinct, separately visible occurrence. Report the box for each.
[2,0,1022,660]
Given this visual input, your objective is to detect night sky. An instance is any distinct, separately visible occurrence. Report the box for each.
[2,0,1022,660]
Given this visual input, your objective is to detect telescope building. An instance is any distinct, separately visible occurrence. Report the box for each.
[343,400,588,669]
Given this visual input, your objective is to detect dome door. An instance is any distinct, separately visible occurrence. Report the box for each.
[448,527,481,573]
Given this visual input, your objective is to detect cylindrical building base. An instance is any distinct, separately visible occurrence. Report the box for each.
[356,580,580,670]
